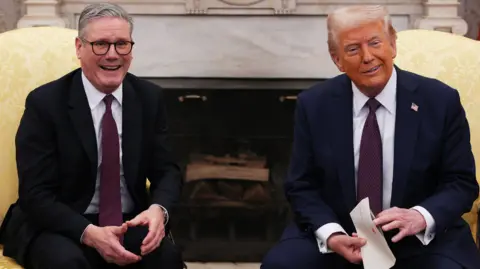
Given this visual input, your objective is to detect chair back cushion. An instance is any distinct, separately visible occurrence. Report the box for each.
[395,29,480,242]
[0,26,79,224]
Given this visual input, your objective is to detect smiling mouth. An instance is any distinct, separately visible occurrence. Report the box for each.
[100,65,121,71]
[363,65,380,74]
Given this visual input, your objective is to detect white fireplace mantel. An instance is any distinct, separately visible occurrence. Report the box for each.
[16,0,468,79]
[58,0,423,16]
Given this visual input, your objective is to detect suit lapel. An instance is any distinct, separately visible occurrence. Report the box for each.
[68,70,97,176]
[122,79,142,186]
[329,75,357,212]
[390,67,420,207]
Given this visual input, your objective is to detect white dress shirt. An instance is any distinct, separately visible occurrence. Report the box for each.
[79,72,168,242]
[82,72,135,214]
[315,69,436,253]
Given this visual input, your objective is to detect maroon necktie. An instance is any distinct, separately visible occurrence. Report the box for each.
[357,98,383,215]
[98,94,123,228]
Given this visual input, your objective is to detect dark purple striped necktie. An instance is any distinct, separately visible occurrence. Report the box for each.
[98,94,123,228]
[357,98,383,215]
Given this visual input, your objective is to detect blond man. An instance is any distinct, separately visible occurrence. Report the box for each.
[261,5,480,269]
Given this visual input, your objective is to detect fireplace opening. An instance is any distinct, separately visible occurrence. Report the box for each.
[148,78,320,262]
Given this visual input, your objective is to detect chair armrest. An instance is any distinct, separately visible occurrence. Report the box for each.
[474,197,480,248]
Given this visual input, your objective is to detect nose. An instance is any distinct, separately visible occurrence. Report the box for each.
[361,44,374,64]
[105,44,119,59]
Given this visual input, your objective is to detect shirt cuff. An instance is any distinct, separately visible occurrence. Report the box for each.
[412,206,436,245]
[314,223,347,253]
[152,204,169,225]
[80,224,92,244]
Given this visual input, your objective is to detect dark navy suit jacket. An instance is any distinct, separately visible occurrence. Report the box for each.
[283,66,480,268]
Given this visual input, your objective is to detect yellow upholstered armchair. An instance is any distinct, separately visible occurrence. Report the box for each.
[395,29,480,245]
[0,26,80,269]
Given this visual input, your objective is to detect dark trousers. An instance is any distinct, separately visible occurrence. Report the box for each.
[261,224,466,269]
[25,214,184,269]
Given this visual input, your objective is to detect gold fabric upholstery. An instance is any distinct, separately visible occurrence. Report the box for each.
[0,249,21,269]
[395,29,480,243]
[0,26,80,268]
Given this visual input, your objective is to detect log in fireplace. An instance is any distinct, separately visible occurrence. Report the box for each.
[148,77,320,262]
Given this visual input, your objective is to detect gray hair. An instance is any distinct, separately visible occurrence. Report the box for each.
[78,3,133,38]
[327,5,396,54]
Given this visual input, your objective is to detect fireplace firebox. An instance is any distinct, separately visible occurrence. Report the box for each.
[147,78,320,262]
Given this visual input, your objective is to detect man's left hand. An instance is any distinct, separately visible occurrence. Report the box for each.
[373,207,427,243]
[126,205,166,256]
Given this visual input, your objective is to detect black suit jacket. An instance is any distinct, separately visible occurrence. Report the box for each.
[282,67,480,268]
[0,68,182,266]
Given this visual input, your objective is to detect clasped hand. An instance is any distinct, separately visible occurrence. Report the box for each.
[327,207,426,264]
[126,204,166,255]
[82,205,166,266]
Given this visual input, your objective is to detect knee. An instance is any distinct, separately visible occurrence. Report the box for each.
[46,253,90,269]
[261,239,323,269]
[261,255,285,269]
[146,240,184,269]
[161,245,183,269]
[26,232,91,269]
[261,246,295,269]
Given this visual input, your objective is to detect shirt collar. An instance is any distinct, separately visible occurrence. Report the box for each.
[81,71,123,110]
[352,67,397,116]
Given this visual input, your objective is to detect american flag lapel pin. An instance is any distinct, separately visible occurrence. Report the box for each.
[411,102,418,112]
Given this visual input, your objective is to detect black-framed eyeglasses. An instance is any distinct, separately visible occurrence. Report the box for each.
[80,38,135,56]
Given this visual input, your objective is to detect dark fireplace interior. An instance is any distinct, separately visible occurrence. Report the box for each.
[147,77,321,262]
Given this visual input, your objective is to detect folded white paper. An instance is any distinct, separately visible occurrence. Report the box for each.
[350,197,396,269]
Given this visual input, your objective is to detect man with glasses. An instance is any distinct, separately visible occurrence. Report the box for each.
[0,3,184,269]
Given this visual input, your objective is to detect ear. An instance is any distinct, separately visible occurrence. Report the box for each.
[390,36,397,59]
[330,51,345,73]
[75,37,82,59]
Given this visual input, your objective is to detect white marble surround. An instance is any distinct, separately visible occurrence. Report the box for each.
[16,0,469,79]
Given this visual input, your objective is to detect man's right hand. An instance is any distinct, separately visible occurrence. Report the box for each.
[82,224,141,266]
[327,232,366,264]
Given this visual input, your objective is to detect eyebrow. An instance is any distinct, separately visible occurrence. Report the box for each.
[90,38,131,42]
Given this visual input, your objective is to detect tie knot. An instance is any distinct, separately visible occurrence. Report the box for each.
[103,94,114,107]
[366,98,381,112]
